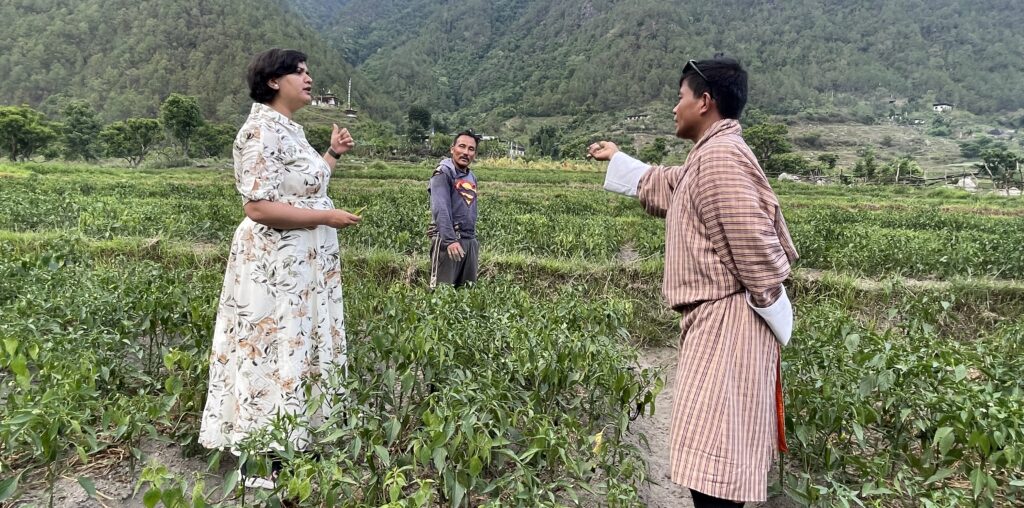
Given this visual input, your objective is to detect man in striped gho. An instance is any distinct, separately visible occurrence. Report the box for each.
[588,57,798,507]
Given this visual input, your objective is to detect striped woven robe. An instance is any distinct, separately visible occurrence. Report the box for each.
[637,119,798,502]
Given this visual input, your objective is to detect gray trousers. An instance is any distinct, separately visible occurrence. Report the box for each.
[429,237,479,288]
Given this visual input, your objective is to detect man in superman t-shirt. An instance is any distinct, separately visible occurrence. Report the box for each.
[427,130,480,288]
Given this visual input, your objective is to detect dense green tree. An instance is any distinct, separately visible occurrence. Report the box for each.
[407,105,432,143]
[100,118,164,167]
[431,117,450,136]
[638,137,669,165]
[744,123,793,172]
[408,106,431,129]
[0,105,58,161]
[160,94,203,158]
[959,136,1000,159]
[59,99,103,161]
[927,114,953,137]
[771,153,813,176]
[853,147,880,181]
[476,138,511,159]
[881,156,922,183]
[528,125,561,159]
[978,146,1021,189]
[817,153,839,172]
[559,135,591,161]
[430,133,455,157]
[353,120,401,158]
[741,108,770,128]
[190,123,236,158]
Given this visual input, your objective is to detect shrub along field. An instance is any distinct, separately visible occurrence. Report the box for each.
[0,161,1022,507]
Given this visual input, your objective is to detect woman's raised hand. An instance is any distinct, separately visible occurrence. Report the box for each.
[331,124,355,155]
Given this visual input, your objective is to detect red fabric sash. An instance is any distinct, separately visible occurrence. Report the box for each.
[776,354,788,453]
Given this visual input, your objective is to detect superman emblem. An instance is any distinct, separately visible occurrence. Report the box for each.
[455,178,477,206]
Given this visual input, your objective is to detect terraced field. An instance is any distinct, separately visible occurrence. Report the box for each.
[1,160,1022,507]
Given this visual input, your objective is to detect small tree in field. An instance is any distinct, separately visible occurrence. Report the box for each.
[407,105,431,143]
[745,123,792,173]
[853,147,879,181]
[817,153,839,173]
[59,99,103,161]
[430,133,455,158]
[0,105,57,161]
[101,118,164,167]
[881,156,922,183]
[528,125,561,159]
[190,123,235,158]
[160,93,203,158]
[639,137,669,164]
[978,146,1021,190]
[959,136,998,159]
[355,120,400,158]
[771,152,813,176]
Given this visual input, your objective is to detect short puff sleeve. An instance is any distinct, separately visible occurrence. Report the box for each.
[234,123,286,204]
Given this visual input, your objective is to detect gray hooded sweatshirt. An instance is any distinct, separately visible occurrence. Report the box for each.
[428,157,478,247]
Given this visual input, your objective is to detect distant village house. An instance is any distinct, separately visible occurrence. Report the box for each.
[932,102,954,113]
[507,141,526,158]
[480,135,526,158]
[312,91,338,107]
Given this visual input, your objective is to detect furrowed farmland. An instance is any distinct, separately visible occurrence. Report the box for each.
[1,161,1023,507]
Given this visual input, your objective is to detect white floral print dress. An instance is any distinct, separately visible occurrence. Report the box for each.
[199,103,346,451]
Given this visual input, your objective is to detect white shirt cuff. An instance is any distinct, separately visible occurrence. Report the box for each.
[746,285,794,347]
[603,151,651,197]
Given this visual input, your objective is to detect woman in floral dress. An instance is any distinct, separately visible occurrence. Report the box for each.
[198,48,361,486]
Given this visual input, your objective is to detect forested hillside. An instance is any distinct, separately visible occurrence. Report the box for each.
[0,0,395,122]
[3,0,1023,126]
[320,0,1024,119]
[288,0,348,32]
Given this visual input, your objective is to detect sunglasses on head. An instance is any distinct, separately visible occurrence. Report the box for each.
[683,59,713,99]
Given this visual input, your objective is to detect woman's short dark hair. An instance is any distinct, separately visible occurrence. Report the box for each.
[247,49,308,103]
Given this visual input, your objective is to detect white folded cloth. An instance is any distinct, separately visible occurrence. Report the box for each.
[603,151,651,197]
[746,285,794,346]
